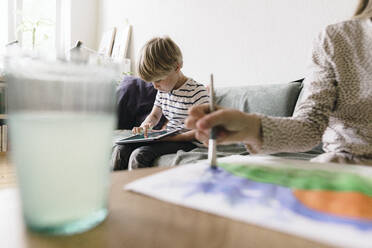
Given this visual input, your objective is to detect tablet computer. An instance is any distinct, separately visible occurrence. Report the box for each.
[115,129,180,144]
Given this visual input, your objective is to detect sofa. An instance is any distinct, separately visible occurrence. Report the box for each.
[113,78,324,168]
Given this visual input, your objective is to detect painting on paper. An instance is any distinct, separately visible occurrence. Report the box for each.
[125,155,372,248]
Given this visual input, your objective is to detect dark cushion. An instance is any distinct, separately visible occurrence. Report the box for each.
[216,81,303,117]
[116,76,166,130]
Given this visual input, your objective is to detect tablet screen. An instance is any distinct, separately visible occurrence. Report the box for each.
[116,129,180,144]
[122,130,169,141]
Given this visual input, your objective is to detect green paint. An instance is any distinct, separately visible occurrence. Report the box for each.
[218,163,372,197]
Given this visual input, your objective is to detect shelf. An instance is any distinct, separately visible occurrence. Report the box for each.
[0,82,7,119]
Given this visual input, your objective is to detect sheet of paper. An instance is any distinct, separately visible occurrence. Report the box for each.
[125,155,372,248]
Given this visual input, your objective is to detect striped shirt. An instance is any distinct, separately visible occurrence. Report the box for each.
[154,78,209,130]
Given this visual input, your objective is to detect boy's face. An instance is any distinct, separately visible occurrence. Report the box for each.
[152,69,179,93]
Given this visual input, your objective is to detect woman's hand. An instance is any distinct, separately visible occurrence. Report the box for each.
[185,104,263,153]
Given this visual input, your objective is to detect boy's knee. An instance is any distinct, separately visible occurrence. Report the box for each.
[111,144,133,171]
[128,147,157,170]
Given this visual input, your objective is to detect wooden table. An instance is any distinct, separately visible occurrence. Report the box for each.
[0,162,334,248]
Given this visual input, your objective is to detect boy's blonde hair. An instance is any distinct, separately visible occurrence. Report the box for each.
[137,36,183,82]
[354,0,372,19]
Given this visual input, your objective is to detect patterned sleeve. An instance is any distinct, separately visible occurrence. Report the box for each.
[192,84,210,106]
[258,26,338,154]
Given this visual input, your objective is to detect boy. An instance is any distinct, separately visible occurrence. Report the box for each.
[115,36,209,170]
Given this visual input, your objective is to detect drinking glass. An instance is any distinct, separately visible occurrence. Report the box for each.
[5,55,117,235]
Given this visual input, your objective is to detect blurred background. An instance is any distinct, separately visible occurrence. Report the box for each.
[1,0,359,86]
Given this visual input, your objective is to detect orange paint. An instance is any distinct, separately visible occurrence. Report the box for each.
[294,190,372,220]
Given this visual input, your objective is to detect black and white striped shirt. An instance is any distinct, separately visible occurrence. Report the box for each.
[154,78,209,130]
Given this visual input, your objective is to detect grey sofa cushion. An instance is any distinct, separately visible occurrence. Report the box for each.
[216,81,303,116]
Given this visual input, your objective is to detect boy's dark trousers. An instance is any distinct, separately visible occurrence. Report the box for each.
[112,142,197,170]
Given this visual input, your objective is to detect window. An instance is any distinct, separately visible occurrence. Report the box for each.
[0,0,70,55]
[0,1,8,55]
[20,0,56,51]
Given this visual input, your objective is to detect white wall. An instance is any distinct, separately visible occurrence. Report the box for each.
[71,0,99,49]
[96,0,358,87]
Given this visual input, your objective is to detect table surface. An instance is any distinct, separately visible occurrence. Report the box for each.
[0,157,335,248]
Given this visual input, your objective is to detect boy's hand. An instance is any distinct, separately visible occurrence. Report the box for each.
[132,124,152,137]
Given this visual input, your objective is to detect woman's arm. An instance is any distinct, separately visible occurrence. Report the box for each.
[186,28,338,154]
[258,28,337,154]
